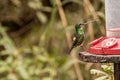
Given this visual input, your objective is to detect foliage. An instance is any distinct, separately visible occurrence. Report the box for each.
[0,24,73,80]
[90,64,114,80]
[0,0,112,80]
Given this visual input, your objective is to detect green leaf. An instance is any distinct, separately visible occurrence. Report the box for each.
[90,69,107,76]
[36,12,47,23]
[28,0,42,9]
[95,76,109,80]
[101,64,114,73]
[16,65,29,79]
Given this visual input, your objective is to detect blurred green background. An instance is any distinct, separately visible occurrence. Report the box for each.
[0,0,105,80]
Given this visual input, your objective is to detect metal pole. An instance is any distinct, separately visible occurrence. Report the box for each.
[114,63,120,80]
[105,0,120,80]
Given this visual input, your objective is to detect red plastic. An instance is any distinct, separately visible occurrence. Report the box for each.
[88,37,120,55]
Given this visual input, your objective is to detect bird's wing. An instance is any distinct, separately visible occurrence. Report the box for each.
[72,35,80,47]
[69,34,84,54]
[68,35,79,53]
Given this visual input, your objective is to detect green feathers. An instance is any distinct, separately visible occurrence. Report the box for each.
[69,24,84,53]
[75,24,84,35]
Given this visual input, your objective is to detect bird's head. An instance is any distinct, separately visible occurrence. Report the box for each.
[75,24,80,28]
[75,24,83,31]
[75,24,83,34]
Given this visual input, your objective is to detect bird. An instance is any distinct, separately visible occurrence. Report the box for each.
[69,23,85,53]
[69,19,96,54]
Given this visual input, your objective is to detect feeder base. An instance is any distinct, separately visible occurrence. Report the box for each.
[78,52,120,63]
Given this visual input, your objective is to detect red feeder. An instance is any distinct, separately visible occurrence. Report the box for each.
[87,37,120,55]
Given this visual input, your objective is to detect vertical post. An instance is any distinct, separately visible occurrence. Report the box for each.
[105,0,120,80]
[114,63,120,80]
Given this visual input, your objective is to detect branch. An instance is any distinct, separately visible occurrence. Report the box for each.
[56,0,83,80]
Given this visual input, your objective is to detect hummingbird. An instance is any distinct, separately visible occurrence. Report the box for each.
[69,20,96,53]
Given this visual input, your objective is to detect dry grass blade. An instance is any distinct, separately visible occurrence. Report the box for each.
[56,0,83,80]
[83,0,95,40]
[84,0,105,35]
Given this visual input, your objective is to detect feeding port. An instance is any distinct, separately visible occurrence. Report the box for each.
[88,36,120,55]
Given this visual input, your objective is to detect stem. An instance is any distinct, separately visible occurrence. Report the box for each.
[83,0,105,35]
[56,0,83,80]
[114,63,120,80]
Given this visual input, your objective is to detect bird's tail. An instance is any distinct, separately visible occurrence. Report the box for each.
[68,46,74,54]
